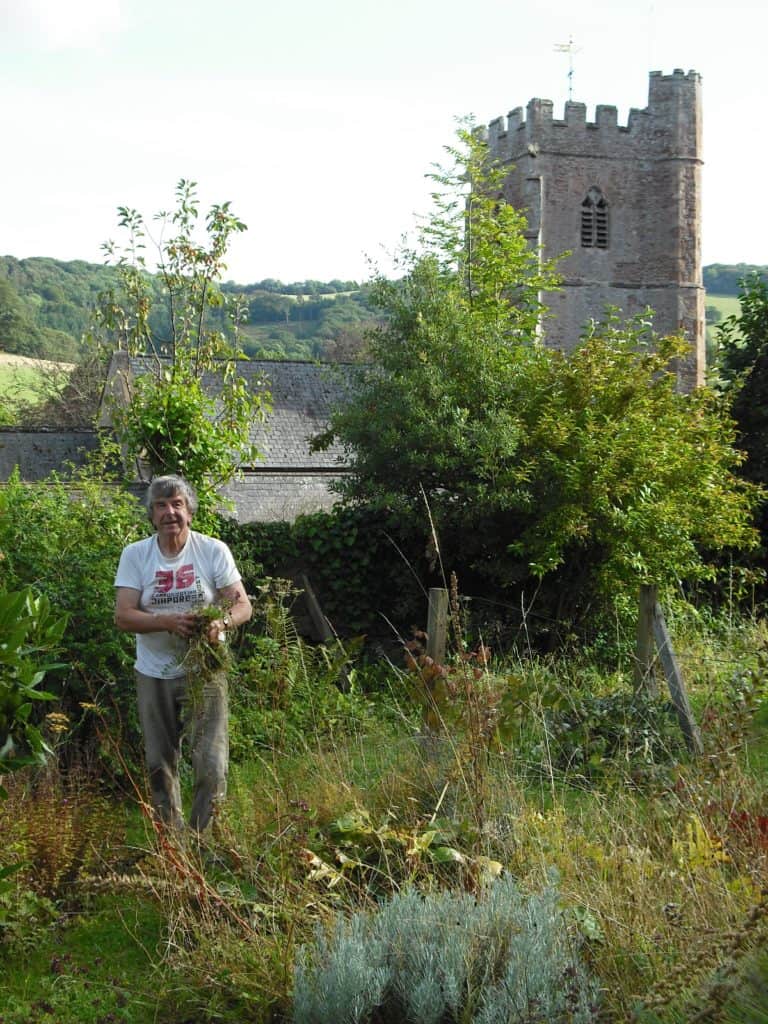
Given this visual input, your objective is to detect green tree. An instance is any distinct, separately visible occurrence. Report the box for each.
[0,278,41,357]
[95,180,270,513]
[0,269,83,362]
[316,126,759,619]
[714,273,768,543]
[716,273,768,388]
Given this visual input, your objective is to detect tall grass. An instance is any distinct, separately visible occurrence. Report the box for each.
[2,608,767,1022]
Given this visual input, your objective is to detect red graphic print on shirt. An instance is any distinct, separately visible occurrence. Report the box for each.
[153,564,196,595]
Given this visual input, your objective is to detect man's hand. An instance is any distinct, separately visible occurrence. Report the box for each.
[205,618,228,644]
[116,588,202,637]
[163,612,201,639]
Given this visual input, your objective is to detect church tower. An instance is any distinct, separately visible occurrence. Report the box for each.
[488,69,704,388]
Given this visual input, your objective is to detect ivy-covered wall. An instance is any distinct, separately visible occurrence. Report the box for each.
[219,505,430,642]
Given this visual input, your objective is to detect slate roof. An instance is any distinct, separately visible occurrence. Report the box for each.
[109,354,353,471]
[0,429,100,481]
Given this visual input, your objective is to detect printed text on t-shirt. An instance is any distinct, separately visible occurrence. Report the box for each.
[153,564,196,593]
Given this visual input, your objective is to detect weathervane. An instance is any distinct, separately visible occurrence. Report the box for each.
[553,36,581,101]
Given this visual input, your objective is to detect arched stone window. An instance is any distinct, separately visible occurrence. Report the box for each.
[581,187,609,248]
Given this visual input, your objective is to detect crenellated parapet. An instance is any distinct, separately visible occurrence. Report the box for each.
[488,69,701,163]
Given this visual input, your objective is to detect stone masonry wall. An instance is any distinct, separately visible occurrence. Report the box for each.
[0,430,99,480]
[219,472,346,523]
[488,69,704,389]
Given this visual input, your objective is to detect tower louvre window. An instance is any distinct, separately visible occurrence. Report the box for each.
[581,187,609,249]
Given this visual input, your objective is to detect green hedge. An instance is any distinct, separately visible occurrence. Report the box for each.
[219,505,430,641]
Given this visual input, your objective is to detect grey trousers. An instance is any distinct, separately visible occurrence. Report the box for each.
[135,669,229,832]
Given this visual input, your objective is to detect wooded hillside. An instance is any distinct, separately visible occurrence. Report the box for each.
[0,255,377,364]
[703,263,768,296]
[1,255,764,364]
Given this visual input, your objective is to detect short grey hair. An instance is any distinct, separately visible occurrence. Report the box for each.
[145,475,198,519]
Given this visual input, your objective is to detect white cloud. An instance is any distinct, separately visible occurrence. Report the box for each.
[2,0,123,51]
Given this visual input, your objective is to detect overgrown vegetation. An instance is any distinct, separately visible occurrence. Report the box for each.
[0,435,767,1022]
[3,132,768,1024]
[315,126,760,639]
[1,584,767,1022]
[2,470,767,1023]
[0,464,145,774]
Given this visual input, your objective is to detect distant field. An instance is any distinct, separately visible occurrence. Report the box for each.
[706,293,742,354]
[0,353,74,408]
[706,293,741,320]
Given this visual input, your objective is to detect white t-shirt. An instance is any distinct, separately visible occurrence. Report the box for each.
[114,530,241,678]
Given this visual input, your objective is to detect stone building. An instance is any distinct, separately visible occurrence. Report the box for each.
[99,352,352,522]
[1,69,705,514]
[0,355,352,523]
[487,69,704,388]
[0,429,100,480]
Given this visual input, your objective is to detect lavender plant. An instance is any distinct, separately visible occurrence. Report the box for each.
[292,875,600,1024]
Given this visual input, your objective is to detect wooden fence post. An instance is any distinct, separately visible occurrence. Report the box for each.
[300,573,350,692]
[418,587,449,753]
[634,584,658,696]
[426,587,449,665]
[634,585,703,756]
[652,600,704,756]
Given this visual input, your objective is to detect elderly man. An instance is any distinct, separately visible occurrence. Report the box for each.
[115,475,252,831]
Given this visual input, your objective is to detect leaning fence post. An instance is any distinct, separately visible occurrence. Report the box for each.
[634,584,658,696]
[652,601,704,756]
[300,573,350,693]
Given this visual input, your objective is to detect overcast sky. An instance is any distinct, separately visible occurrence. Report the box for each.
[1,0,765,283]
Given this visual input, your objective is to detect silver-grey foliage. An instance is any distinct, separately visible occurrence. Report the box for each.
[292,875,600,1024]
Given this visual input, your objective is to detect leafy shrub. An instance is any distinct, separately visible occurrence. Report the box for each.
[0,464,146,773]
[0,585,67,789]
[302,805,501,897]
[292,875,600,1023]
[542,689,684,780]
[220,503,428,640]
[97,181,269,514]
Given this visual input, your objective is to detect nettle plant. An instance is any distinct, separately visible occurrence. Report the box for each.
[95,179,270,513]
